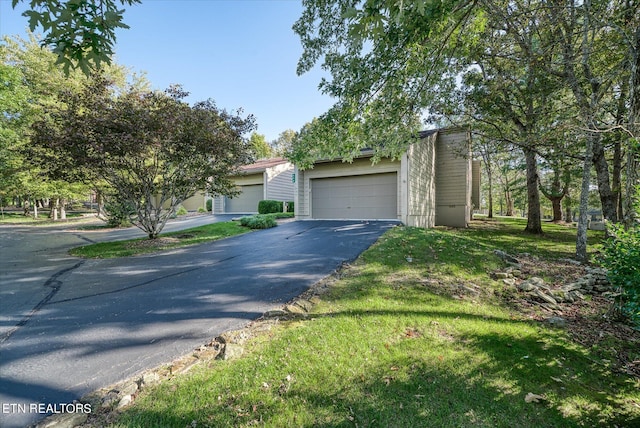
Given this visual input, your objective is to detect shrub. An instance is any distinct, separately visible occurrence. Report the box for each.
[176,205,188,216]
[239,214,277,229]
[197,207,206,213]
[601,221,640,329]
[103,198,134,228]
[258,200,283,214]
[600,184,640,329]
[206,199,212,212]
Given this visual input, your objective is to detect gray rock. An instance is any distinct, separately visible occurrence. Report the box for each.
[503,278,517,286]
[561,283,583,292]
[570,290,586,300]
[117,394,133,409]
[219,343,244,361]
[495,272,510,279]
[142,372,161,387]
[517,280,538,292]
[534,289,558,305]
[494,249,519,264]
[559,258,582,265]
[36,412,88,428]
[101,391,120,409]
[119,381,138,396]
[545,316,567,327]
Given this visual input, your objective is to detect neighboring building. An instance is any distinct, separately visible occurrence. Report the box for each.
[213,158,295,214]
[293,127,479,228]
[180,191,208,212]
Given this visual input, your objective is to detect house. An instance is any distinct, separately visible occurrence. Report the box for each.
[293,127,479,228]
[212,157,295,214]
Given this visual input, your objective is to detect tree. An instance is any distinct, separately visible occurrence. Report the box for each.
[271,129,297,156]
[292,0,478,168]
[2,33,140,217]
[249,132,273,159]
[11,0,140,74]
[32,77,256,238]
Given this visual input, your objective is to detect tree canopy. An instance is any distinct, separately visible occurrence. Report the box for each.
[31,77,256,238]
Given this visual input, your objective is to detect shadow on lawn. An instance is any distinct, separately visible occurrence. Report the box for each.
[118,307,639,428]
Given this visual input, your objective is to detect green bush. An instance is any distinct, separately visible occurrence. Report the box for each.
[601,221,640,329]
[197,207,206,213]
[104,198,134,228]
[600,184,640,329]
[239,214,277,229]
[258,200,283,214]
[176,205,188,216]
[206,199,212,212]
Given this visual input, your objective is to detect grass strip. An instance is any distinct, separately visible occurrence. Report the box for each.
[69,221,250,258]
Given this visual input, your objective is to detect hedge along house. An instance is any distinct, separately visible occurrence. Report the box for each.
[293,127,479,228]
[212,157,295,214]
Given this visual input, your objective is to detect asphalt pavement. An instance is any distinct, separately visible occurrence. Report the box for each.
[0,217,398,427]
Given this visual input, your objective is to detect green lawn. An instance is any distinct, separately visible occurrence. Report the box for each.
[92,217,639,427]
[0,211,88,224]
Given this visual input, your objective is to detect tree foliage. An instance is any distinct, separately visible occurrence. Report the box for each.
[31,77,256,238]
[249,132,273,159]
[11,0,140,74]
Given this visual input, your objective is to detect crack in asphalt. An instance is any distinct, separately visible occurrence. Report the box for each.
[0,261,86,344]
[73,233,97,244]
[43,254,243,305]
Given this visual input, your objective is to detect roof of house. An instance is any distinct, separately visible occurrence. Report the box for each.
[239,157,291,174]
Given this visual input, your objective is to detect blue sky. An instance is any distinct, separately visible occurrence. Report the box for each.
[0,0,335,142]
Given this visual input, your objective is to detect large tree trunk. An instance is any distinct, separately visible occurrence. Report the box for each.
[505,191,514,216]
[612,139,623,219]
[524,148,543,234]
[592,136,618,222]
[576,133,596,261]
[550,197,563,222]
[564,197,573,223]
[624,24,640,228]
[486,162,494,218]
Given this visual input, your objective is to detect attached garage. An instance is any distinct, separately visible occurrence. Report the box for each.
[311,173,397,219]
[213,158,295,214]
[294,127,477,228]
[225,184,264,213]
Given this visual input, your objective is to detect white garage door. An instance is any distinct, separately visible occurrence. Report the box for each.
[311,173,397,219]
[225,184,263,213]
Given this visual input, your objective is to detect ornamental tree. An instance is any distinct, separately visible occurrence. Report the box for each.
[32,77,255,238]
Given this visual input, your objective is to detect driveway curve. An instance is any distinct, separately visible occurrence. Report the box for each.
[0,219,397,427]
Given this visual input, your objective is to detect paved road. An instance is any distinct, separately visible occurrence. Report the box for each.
[0,218,397,427]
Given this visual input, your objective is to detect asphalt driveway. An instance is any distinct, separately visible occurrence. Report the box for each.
[0,219,397,427]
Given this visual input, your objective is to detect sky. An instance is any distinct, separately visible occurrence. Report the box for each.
[0,0,335,142]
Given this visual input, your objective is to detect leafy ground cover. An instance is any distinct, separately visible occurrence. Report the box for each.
[70,221,250,258]
[84,217,639,427]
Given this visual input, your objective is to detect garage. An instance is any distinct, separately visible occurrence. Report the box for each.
[224,184,263,213]
[311,173,397,219]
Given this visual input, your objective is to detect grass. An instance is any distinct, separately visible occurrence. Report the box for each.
[69,221,250,258]
[0,211,88,224]
[95,218,639,427]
